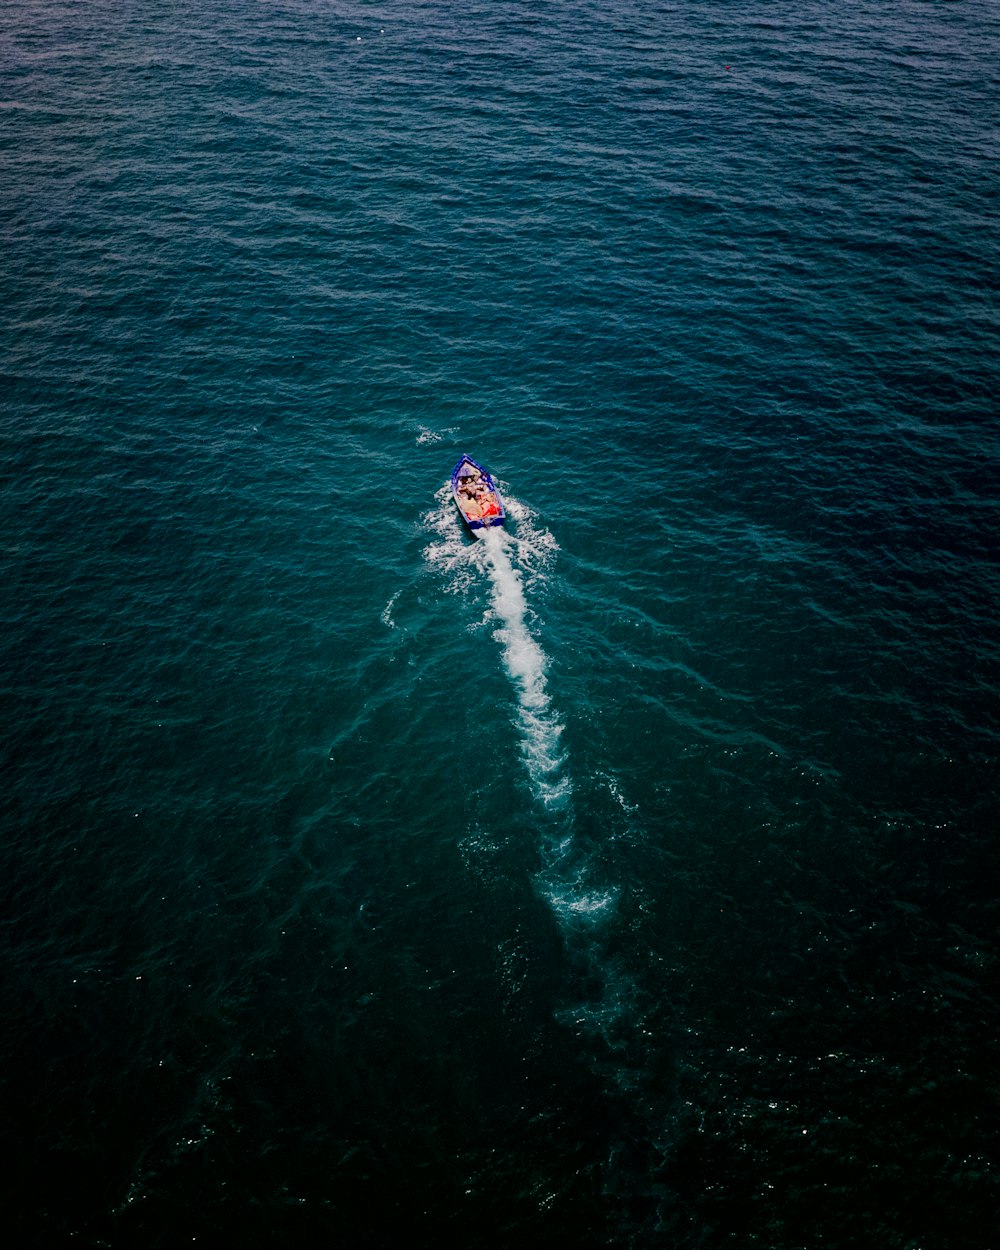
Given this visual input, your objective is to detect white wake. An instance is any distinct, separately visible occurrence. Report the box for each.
[424,487,658,1192]
[425,490,653,1083]
[478,528,572,810]
[424,489,617,917]
[423,486,570,809]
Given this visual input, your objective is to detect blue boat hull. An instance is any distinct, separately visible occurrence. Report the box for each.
[450,455,506,538]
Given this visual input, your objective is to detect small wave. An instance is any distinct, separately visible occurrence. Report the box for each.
[421,488,481,594]
[380,590,400,629]
[496,490,561,573]
[415,424,456,445]
[543,879,620,927]
[604,771,639,817]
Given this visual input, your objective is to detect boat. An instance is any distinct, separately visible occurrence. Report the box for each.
[450,455,506,537]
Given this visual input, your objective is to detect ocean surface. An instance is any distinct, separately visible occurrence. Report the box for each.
[2,1,998,1246]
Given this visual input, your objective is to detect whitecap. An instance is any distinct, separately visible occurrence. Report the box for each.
[380,590,400,630]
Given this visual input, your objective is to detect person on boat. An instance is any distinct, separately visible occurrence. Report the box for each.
[474,484,501,519]
[457,479,485,519]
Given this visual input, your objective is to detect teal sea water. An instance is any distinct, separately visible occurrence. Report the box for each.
[3,1,998,1245]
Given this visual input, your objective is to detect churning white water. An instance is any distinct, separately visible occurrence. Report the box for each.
[424,491,619,928]
[478,527,572,811]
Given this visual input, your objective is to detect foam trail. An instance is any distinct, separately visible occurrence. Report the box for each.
[427,498,657,1213]
[380,590,400,629]
[480,529,571,811]
[424,493,611,911]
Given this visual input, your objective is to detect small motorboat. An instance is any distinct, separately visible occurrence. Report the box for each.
[451,455,506,537]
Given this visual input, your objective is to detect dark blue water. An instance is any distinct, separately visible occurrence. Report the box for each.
[3,1,998,1245]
